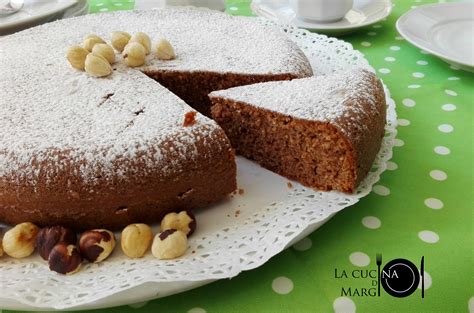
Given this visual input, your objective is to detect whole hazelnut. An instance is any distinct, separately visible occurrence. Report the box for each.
[129,32,151,54]
[79,229,115,263]
[121,224,153,258]
[2,222,39,258]
[154,38,176,60]
[85,53,112,77]
[92,43,116,64]
[111,31,131,52]
[83,34,106,52]
[0,238,3,257]
[66,45,89,70]
[48,243,82,275]
[151,229,187,260]
[122,42,146,67]
[161,211,196,236]
[35,226,76,260]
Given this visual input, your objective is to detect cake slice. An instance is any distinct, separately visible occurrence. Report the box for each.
[209,69,386,193]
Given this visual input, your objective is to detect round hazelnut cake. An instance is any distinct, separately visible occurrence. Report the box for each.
[0,8,312,229]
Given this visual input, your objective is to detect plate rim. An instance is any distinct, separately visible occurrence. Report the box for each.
[250,0,393,32]
[0,0,78,30]
[396,1,474,69]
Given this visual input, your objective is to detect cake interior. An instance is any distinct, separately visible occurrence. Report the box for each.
[211,98,357,193]
[144,70,299,116]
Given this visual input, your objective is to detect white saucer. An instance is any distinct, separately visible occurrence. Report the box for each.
[251,0,393,35]
[0,0,80,35]
[396,2,474,72]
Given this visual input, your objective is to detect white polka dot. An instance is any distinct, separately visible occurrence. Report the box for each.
[395,36,405,40]
[361,41,371,47]
[272,276,294,294]
[373,185,390,196]
[367,31,377,36]
[430,170,447,181]
[424,198,444,209]
[450,64,460,70]
[441,103,456,111]
[333,297,356,313]
[448,76,460,80]
[394,138,404,147]
[403,98,416,107]
[390,45,400,51]
[420,49,430,54]
[417,60,428,65]
[412,72,425,78]
[418,230,439,243]
[188,308,207,313]
[129,301,149,309]
[373,24,382,28]
[293,237,312,251]
[229,6,238,11]
[96,2,104,6]
[349,252,370,267]
[411,5,418,8]
[445,89,457,96]
[99,7,108,11]
[398,118,410,126]
[386,161,398,170]
[408,84,421,89]
[362,216,381,229]
[418,271,432,290]
[468,297,474,313]
[434,146,450,155]
[379,68,390,74]
[384,56,396,62]
[438,124,453,133]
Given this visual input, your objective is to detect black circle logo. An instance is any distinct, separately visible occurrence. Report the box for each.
[381,258,419,298]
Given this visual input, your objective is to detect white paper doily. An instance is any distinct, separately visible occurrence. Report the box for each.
[0,18,397,310]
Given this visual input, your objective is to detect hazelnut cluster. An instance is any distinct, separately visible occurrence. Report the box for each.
[0,210,197,275]
[66,31,176,77]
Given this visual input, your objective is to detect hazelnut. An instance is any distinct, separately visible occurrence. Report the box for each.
[66,45,89,70]
[154,38,176,60]
[85,53,112,77]
[35,226,76,260]
[122,42,146,67]
[121,224,153,258]
[111,31,131,52]
[48,243,82,275]
[161,211,196,236]
[129,32,151,54]
[83,34,106,52]
[2,222,39,258]
[151,229,187,260]
[92,43,116,64]
[0,238,3,257]
[79,229,115,263]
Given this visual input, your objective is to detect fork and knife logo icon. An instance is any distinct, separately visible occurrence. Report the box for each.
[376,254,425,298]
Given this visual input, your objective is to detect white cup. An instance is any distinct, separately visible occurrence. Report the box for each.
[290,0,353,23]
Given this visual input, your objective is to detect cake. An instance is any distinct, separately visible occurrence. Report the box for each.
[210,69,386,193]
[0,8,312,229]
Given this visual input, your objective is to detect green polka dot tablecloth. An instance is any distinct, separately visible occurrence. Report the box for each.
[7,0,473,312]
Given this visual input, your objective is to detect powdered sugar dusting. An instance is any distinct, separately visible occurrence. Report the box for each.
[0,8,311,184]
[210,69,382,135]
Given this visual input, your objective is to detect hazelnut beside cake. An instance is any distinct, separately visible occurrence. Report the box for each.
[210,69,387,193]
[0,8,312,229]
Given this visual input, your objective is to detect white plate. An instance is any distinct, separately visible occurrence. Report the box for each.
[0,18,397,311]
[396,2,474,72]
[251,0,393,35]
[0,0,78,35]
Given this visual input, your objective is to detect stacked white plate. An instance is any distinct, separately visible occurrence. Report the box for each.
[0,0,88,35]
